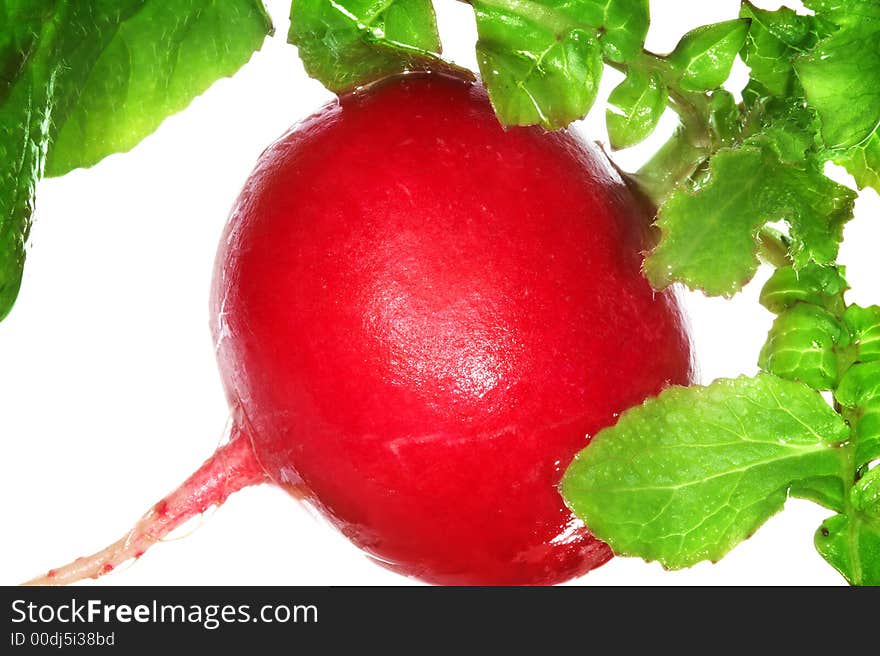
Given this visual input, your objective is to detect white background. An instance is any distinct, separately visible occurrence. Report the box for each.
[1,0,876,586]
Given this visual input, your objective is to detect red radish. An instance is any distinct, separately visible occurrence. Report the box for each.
[27,73,693,586]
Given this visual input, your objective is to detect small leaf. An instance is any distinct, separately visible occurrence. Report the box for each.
[472,0,648,128]
[739,1,825,98]
[646,147,765,297]
[288,0,443,93]
[815,513,880,586]
[480,0,650,65]
[759,304,844,391]
[589,0,649,63]
[645,146,855,297]
[667,19,749,92]
[606,69,666,150]
[795,0,880,148]
[475,26,601,129]
[743,98,820,165]
[835,362,880,466]
[561,374,849,569]
[759,264,848,315]
[843,305,880,363]
[473,1,601,129]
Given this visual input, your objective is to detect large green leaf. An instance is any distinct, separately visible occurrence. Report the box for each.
[0,0,272,321]
[0,1,61,321]
[795,0,880,192]
[645,146,855,297]
[739,1,825,98]
[46,0,273,175]
[796,0,880,149]
[562,375,849,569]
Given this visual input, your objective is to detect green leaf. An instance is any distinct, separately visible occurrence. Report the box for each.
[473,1,599,129]
[561,374,849,569]
[759,304,845,391]
[644,146,856,297]
[743,98,820,165]
[852,467,880,518]
[843,305,880,363]
[289,0,442,93]
[472,0,649,128]
[586,0,649,63]
[789,476,846,513]
[0,0,59,322]
[797,1,880,191]
[47,0,274,176]
[739,1,824,98]
[759,264,848,315]
[667,19,749,92]
[831,131,880,193]
[835,362,880,466]
[795,0,880,148]
[0,0,272,321]
[479,0,651,65]
[647,147,764,297]
[815,513,880,586]
[606,69,666,150]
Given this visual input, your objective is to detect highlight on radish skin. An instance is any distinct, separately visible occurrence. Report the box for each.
[28,73,693,586]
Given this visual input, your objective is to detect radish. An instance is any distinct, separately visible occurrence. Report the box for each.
[27,73,692,586]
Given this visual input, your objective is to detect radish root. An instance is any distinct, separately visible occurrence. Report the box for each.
[24,426,267,586]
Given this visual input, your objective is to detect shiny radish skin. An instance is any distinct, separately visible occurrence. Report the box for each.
[211,73,693,585]
[26,73,692,587]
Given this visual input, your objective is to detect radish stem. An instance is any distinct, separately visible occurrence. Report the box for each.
[24,426,267,586]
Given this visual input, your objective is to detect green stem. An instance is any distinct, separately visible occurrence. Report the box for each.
[827,300,864,584]
[464,0,716,204]
[841,426,863,583]
[609,51,714,204]
[631,126,708,205]
[629,51,712,142]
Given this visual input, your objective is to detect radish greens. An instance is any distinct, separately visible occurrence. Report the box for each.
[2,0,879,584]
